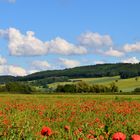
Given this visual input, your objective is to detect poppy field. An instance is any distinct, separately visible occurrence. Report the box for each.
[0,94,140,140]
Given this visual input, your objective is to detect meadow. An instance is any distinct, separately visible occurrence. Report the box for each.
[0,94,140,140]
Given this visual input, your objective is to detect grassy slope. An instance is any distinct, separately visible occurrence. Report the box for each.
[49,76,140,92]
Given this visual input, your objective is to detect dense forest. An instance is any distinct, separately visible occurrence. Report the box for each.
[0,63,140,83]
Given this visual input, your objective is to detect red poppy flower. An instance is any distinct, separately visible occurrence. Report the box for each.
[131,134,140,140]
[78,127,82,132]
[112,132,126,140]
[86,134,94,139]
[41,126,52,136]
[64,125,70,131]
[78,138,84,140]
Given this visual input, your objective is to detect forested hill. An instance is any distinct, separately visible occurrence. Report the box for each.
[0,63,140,83]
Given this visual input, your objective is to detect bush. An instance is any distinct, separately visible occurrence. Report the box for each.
[56,81,119,93]
[5,82,32,94]
[134,88,140,92]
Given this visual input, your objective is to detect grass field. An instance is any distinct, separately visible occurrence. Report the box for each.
[0,94,140,139]
[49,76,140,92]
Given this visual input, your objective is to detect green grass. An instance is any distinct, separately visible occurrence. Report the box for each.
[48,76,140,92]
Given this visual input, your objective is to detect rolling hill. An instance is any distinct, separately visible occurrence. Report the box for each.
[0,63,140,83]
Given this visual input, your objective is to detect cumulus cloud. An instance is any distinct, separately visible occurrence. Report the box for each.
[59,58,80,68]
[94,60,105,65]
[122,57,139,64]
[0,65,27,76]
[46,37,87,55]
[6,28,49,56]
[78,32,113,47]
[0,0,16,3]
[0,28,87,56]
[7,65,27,76]
[31,60,51,70]
[0,56,7,65]
[28,69,39,75]
[0,29,8,38]
[8,0,16,3]
[104,47,124,57]
[123,42,140,52]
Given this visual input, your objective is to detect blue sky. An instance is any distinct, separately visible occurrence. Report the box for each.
[0,0,140,76]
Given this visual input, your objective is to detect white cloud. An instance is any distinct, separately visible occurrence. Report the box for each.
[59,58,80,68]
[122,57,139,64]
[104,47,124,57]
[78,32,113,47]
[0,65,27,76]
[3,0,16,3]
[28,69,39,74]
[123,42,140,52]
[0,56,7,65]
[8,65,27,76]
[31,60,51,70]
[94,60,105,65]
[8,0,16,3]
[46,37,87,55]
[0,29,8,38]
[0,28,87,56]
[7,28,49,56]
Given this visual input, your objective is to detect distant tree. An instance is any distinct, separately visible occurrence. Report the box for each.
[120,71,138,79]
[135,77,138,81]
[134,87,140,92]
[56,81,119,93]
[75,81,90,93]
[5,82,32,94]
[109,82,119,92]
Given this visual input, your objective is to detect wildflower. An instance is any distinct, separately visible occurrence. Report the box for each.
[95,118,100,123]
[64,125,70,131]
[41,126,52,136]
[86,134,94,139]
[73,130,79,136]
[78,138,84,140]
[112,132,126,140]
[99,135,104,140]
[78,127,82,132]
[131,134,140,140]
[89,130,95,135]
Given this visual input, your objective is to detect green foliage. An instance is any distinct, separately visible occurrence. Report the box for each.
[56,81,119,93]
[0,63,140,85]
[5,82,32,94]
[31,76,69,87]
[119,71,138,79]
[0,76,18,84]
[134,87,140,92]
[14,63,140,81]
[109,82,119,92]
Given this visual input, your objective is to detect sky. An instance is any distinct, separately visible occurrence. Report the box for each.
[0,0,140,76]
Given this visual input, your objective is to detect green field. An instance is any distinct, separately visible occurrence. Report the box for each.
[49,76,140,92]
[0,94,140,139]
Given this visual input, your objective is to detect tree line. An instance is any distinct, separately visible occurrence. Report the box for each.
[0,82,33,94]
[56,81,119,93]
[0,63,140,83]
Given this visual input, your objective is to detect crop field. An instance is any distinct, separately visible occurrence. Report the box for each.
[0,94,140,140]
[49,76,140,92]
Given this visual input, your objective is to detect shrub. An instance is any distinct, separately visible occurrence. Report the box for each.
[5,82,32,94]
[134,88,140,92]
